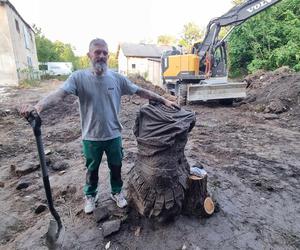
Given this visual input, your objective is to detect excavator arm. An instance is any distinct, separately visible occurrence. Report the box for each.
[195,0,283,60]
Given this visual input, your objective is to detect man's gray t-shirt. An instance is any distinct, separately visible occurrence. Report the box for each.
[61,69,139,141]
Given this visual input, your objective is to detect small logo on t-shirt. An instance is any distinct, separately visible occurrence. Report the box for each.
[108,87,114,90]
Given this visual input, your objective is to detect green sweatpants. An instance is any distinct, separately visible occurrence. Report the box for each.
[82,137,123,197]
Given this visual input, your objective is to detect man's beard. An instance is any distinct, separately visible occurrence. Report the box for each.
[93,61,107,75]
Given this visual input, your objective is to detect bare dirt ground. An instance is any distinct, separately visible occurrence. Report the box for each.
[0,70,299,250]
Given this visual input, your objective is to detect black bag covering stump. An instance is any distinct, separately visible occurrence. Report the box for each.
[128,103,196,221]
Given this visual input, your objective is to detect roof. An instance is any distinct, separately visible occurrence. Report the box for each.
[119,43,162,58]
[0,0,35,33]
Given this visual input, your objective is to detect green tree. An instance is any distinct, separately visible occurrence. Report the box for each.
[33,25,59,62]
[34,26,86,70]
[157,35,176,45]
[180,22,204,51]
[228,0,300,76]
[219,27,232,39]
[53,41,77,62]
[74,55,90,69]
[108,52,118,69]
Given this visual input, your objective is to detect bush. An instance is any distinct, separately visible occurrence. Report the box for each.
[17,68,41,87]
[228,0,300,76]
[40,74,69,81]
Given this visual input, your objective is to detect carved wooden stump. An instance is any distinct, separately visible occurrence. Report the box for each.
[127,103,214,221]
[128,133,190,222]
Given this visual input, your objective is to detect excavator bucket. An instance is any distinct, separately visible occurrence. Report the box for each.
[187,77,247,102]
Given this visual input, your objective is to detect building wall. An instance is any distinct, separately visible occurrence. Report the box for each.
[148,60,162,87]
[127,57,149,79]
[0,4,18,85]
[0,3,39,86]
[117,48,162,83]
[6,5,39,79]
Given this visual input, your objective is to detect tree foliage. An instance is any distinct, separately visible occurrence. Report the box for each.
[228,0,300,76]
[108,52,118,69]
[34,25,78,68]
[180,22,204,51]
[157,35,176,45]
[33,26,59,62]
[74,55,90,69]
[53,41,77,63]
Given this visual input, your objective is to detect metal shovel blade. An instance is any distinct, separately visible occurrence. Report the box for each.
[46,219,65,249]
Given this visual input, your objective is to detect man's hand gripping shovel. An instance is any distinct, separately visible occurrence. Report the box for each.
[26,111,64,249]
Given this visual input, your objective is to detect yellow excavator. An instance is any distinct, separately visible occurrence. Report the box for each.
[162,0,282,105]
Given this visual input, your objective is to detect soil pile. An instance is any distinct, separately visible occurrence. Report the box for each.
[128,75,165,95]
[41,95,79,126]
[128,75,176,101]
[242,67,300,115]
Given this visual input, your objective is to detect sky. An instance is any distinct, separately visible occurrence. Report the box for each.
[10,0,234,56]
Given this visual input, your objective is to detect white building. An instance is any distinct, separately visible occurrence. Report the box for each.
[117,43,172,87]
[0,0,39,86]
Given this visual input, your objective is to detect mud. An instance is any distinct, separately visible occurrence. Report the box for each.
[0,70,299,249]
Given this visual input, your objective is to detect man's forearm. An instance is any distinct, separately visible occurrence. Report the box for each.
[136,88,165,103]
[35,89,68,113]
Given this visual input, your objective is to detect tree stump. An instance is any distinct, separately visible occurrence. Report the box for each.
[128,103,214,221]
[182,175,214,217]
[127,134,190,222]
[127,103,196,222]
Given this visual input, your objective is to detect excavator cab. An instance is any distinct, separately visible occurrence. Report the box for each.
[211,41,227,78]
[161,40,227,80]
[161,53,200,81]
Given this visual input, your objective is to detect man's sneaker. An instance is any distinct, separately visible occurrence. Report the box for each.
[84,193,98,214]
[111,192,128,208]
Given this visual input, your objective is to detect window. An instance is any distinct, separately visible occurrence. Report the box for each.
[27,56,32,67]
[23,26,30,49]
[39,64,48,71]
[132,64,136,69]
[15,19,20,33]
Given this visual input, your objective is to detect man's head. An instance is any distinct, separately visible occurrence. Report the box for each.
[88,38,109,75]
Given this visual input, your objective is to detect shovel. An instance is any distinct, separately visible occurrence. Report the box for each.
[27,112,64,249]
